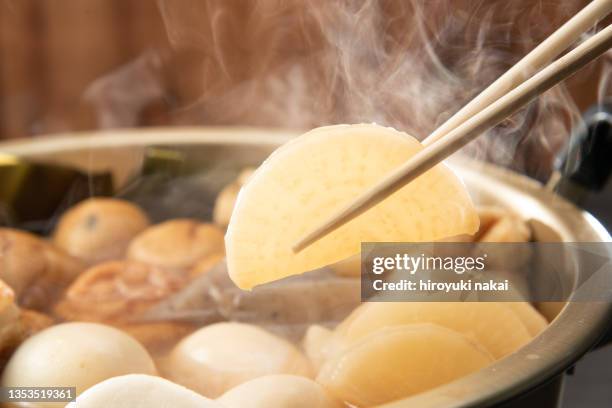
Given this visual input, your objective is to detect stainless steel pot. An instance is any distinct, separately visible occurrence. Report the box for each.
[1,127,611,408]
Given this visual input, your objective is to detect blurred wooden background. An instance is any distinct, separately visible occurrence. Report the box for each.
[0,0,608,142]
[0,0,170,138]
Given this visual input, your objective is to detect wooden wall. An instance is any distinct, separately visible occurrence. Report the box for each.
[0,0,169,138]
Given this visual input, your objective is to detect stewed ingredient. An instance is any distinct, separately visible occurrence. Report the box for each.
[187,253,226,281]
[0,280,21,357]
[476,206,532,242]
[53,260,206,353]
[0,280,53,370]
[67,374,222,408]
[302,325,334,370]
[53,198,150,264]
[218,375,343,408]
[317,324,494,407]
[1,322,156,407]
[473,206,533,271]
[0,279,54,365]
[333,302,534,359]
[16,309,53,339]
[329,254,361,278]
[0,142,554,407]
[54,260,189,322]
[0,228,84,309]
[225,124,479,290]
[164,322,313,398]
[505,302,548,336]
[127,220,224,270]
[213,168,255,228]
[144,266,361,335]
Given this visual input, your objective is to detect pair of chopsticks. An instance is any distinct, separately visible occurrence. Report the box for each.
[293,0,612,253]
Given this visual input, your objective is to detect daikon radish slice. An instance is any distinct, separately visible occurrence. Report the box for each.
[504,302,548,337]
[302,325,335,371]
[336,302,533,359]
[317,323,493,406]
[226,124,479,289]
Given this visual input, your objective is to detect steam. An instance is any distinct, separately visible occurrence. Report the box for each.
[86,0,607,179]
[598,51,612,104]
[84,50,166,128]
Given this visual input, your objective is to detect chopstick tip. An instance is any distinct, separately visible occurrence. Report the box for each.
[291,239,308,254]
[292,230,322,253]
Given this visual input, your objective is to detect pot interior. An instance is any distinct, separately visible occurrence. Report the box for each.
[1,127,611,408]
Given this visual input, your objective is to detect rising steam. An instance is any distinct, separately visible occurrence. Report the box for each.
[86,0,608,179]
[598,52,612,103]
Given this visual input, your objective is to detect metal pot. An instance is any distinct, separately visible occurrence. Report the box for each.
[1,127,611,408]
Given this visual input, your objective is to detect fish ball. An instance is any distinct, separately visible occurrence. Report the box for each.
[53,198,150,264]
[127,220,224,270]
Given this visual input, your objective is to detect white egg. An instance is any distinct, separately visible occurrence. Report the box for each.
[1,322,156,408]
[66,374,222,408]
[218,375,343,408]
[165,322,312,398]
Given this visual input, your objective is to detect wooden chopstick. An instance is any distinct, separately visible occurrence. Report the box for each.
[422,0,612,147]
[292,24,612,253]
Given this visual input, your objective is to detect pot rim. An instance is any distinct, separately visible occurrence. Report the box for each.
[1,126,611,408]
[0,126,295,156]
